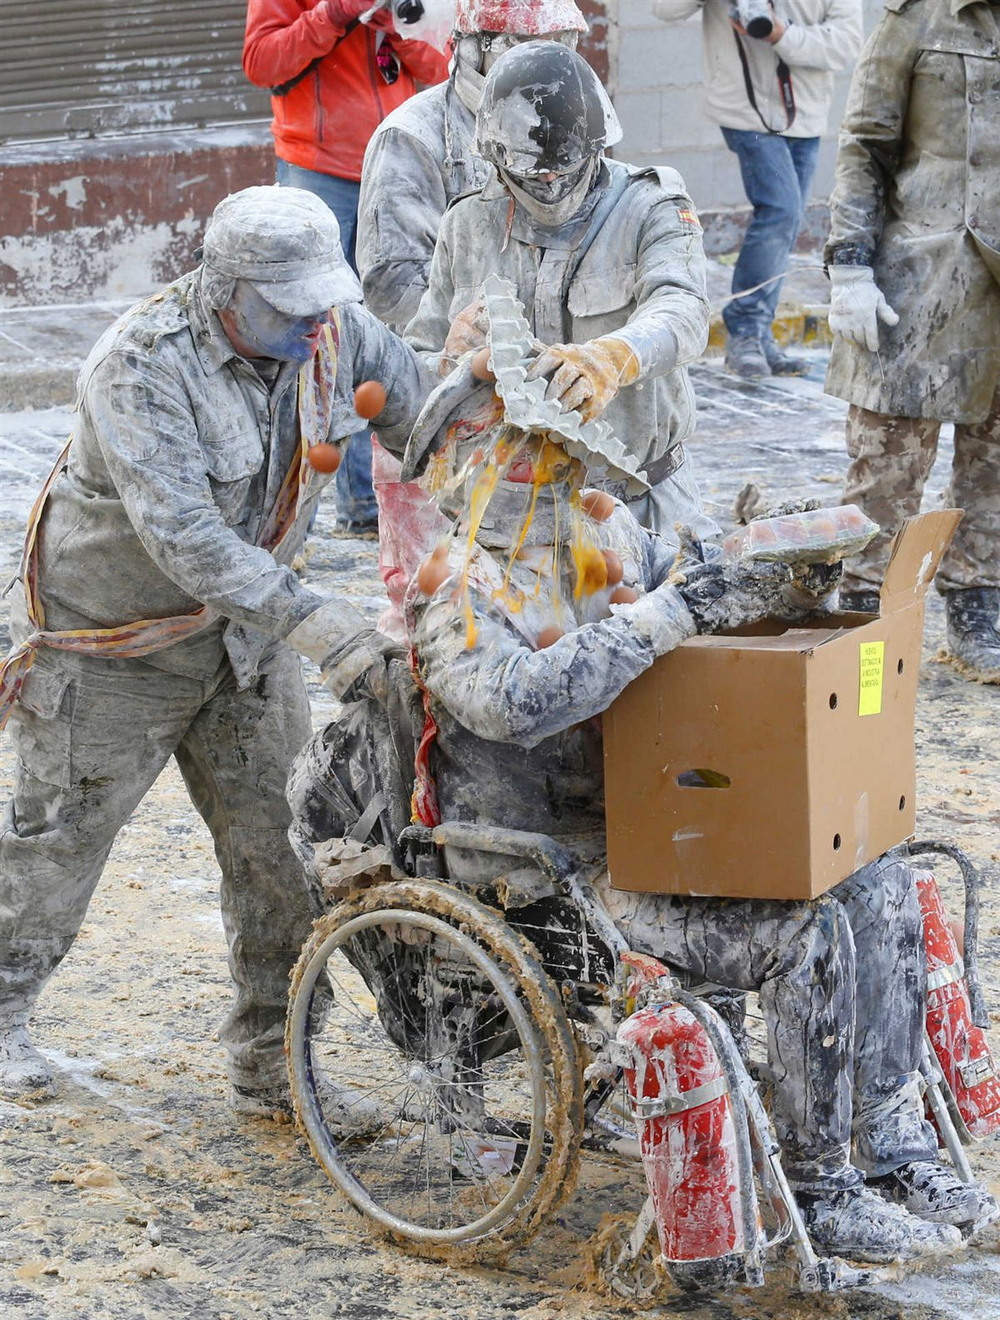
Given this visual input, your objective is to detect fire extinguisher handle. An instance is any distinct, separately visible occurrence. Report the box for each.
[905,839,989,1028]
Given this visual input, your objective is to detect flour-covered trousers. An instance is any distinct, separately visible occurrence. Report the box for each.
[598,853,938,1190]
[841,391,1000,593]
[0,645,317,1090]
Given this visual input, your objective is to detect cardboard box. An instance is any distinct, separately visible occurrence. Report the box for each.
[603,510,961,901]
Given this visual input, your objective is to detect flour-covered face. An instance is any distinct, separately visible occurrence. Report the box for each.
[221,280,332,363]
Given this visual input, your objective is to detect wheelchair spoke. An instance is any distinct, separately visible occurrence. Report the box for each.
[286,881,582,1251]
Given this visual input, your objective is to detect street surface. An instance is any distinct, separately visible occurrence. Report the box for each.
[1,352,998,1320]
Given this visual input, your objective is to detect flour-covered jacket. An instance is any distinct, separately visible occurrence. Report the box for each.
[17,271,429,689]
[404,160,710,477]
[358,79,491,333]
[824,0,1000,423]
[652,0,862,137]
[410,506,695,845]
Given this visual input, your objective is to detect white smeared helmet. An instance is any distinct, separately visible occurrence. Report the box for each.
[201,185,362,315]
[454,0,587,35]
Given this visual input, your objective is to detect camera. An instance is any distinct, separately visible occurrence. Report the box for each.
[392,0,425,23]
[730,0,775,40]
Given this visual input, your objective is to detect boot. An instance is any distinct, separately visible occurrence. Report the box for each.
[871,1160,999,1231]
[797,1184,962,1264]
[944,588,1000,683]
[762,333,811,377]
[0,1021,55,1098]
[724,333,769,381]
[230,1078,383,1135]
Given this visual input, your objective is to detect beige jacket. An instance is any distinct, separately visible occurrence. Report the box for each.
[824,0,1000,422]
[652,0,862,137]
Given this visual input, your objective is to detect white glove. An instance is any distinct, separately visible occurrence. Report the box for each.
[828,265,899,353]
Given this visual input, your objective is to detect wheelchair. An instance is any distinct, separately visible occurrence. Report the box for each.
[283,816,989,1296]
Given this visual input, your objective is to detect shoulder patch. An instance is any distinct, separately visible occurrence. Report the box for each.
[676,206,702,230]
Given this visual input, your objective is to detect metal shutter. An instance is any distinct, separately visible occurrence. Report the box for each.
[1,1,270,144]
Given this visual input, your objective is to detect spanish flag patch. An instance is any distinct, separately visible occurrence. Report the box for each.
[677,207,702,229]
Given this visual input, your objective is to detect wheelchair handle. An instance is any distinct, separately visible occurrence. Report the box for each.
[399,822,580,888]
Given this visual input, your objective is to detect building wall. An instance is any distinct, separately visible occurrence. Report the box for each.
[610,0,883,249]
[1,0,884,306]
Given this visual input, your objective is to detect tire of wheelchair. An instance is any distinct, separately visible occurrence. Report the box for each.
[286,879,584,1255]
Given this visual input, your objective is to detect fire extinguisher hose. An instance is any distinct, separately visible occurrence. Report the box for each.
[905,840,988,1028]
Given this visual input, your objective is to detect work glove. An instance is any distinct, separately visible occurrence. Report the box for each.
[525,337,641,422]
[324,0,378,31]
[675,557,796,634]
[439,297,488,377]
[828,266,899,353]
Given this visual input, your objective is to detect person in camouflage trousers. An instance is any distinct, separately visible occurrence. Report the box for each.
[823,0,1000,682]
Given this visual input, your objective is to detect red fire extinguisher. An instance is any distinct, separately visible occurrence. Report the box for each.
[616,956,758,1278]
[916,869,1000,1139]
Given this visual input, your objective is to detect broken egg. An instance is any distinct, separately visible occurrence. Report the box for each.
[576,544,608,595]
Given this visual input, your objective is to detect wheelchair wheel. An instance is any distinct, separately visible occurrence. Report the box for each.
[286,879,583,1254]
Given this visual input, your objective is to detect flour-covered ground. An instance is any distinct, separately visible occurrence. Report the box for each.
[1,355,998,1320]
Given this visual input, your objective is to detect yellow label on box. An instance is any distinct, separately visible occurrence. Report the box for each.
[858,640,885,716]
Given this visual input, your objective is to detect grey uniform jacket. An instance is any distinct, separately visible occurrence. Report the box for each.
[404,160,711,476]
[824,0,1000,423]
[18,271,429,689]
[358,78,491,333]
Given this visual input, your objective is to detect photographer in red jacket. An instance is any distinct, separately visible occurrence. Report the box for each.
[244,0,448,532]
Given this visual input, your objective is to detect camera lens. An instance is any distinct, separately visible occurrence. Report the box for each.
[393,0,425,22]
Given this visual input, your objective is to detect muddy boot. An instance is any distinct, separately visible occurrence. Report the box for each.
[229,1082,294,1122]
[762,334,811,377]
[724,333,769,381]
[944,588,1000,683]
[797,1184,963,1264]
[230,1079,383,1135]
[871,1160,1000,1231]
[0,1021,55,1098]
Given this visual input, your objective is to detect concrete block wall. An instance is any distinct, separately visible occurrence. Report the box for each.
[609,0,884,247]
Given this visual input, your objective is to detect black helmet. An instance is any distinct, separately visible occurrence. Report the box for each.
[475,41,621,178]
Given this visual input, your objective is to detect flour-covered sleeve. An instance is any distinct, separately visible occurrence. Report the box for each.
[606,178,711,376]
[358,126,450,332]
[340,303,436,457]
[86,352,328,636]
[401,208,462,369]
[414,586,695,749]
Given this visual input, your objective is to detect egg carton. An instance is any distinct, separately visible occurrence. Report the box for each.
[482,274,649,496]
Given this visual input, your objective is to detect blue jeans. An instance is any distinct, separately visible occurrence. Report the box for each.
[720,129,820,341]
[275,161,376,524]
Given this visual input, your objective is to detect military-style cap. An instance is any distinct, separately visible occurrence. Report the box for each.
[201,185,362,314]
